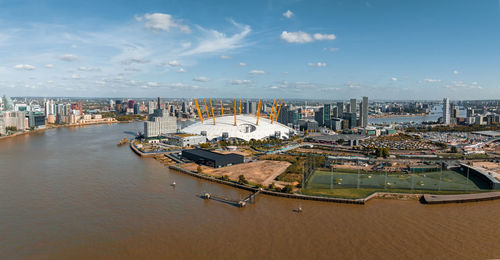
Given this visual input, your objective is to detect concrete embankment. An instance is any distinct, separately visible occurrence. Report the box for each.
[168,165,500,205]
[423,191,500,204]
[169,165,366,204]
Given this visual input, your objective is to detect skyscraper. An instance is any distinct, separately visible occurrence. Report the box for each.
[323,104,331,126]
[360,96,368,128]
[443,98,450,125]
[350,98,356,114]
[336,102,344,118]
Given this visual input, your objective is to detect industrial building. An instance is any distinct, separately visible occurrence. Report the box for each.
[181,149,244,168]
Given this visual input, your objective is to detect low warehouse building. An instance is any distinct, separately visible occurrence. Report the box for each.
[182,149,244,168]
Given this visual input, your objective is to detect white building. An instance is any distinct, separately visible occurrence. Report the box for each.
[182,114,295,141]
[442,98,450,125]
[144,109,177,138]
[167,134,207,147]
[2,111,26,130]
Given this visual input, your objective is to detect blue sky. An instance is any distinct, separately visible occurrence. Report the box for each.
[0,0,499,100]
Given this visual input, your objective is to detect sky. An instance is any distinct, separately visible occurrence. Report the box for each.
[0,0,500,100]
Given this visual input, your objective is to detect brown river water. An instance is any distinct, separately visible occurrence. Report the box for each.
[1,123,499,260]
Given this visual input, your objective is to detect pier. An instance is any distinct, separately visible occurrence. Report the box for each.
[202,189,262,207]
[423,191,500,204]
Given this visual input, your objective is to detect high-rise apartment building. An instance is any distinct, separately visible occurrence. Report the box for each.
[442,98,450,125]
[350,98,356,114]
[360,96,368,128]
[144,108,177,138]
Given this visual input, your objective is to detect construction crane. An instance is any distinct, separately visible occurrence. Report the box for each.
[256,99,262,125]
[209,98,216,125]
[203,99,210,119]
[239,99,242,115]
[234,99,237,126]
[220,100,224,116]
[194,98,204,123]
[269,99,277,122]
[273,99,283,123]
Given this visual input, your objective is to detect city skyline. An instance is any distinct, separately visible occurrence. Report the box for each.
[1,0,500,99]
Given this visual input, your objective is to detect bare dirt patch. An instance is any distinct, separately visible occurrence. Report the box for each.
[182,160,291,186]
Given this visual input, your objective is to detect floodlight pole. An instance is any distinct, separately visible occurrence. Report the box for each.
[357,159,360,189]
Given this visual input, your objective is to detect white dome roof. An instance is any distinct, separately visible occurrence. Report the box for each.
[181,115,294,141]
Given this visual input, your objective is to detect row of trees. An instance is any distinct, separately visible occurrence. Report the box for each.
[374,147,390,158]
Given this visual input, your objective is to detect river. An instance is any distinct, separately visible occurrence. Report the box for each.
[368,105,466,125]
[1,122,499,259]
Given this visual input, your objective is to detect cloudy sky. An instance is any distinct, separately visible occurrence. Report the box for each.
[0,0,499,99]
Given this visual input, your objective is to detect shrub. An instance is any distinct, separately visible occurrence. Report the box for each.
[238,175,248,184]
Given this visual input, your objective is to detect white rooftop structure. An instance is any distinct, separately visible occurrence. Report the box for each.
[182,115,294,141]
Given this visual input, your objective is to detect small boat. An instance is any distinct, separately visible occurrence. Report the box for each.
[171,181,176,187]
[297,205,303,213]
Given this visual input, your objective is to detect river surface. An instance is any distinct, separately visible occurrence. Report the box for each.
[1,123,499,260]
[368,105,466,124]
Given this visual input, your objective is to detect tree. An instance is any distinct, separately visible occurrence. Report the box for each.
[197,165,203,173]
[450,146,458,153]
[238,175,248,184]
[337,138,344,145]
[5,126,17,132]
[382,148,390,158]
[281,185,293,193]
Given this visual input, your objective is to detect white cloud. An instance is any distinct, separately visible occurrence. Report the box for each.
[230,79,251,85]
[121,57,149,65]
[323,47,339,52]
[71,74,82,79]
[59,54,79,62]
[391,77,398,81]
[78,66,100,72]
[424,78,441,83]
[138,13,191,33]
[308,62,327,67]
[45,64,54,68]
[453,70,460,75]
[181,20,251,56]
[14,64,36,70]
[313,33,336,40]
[239,62,247,66]
[193,76,210,82]
[168,60,182,67]
[177,68,187,73]
[220,55,231,59]
[280,31,313,43]
[249,70,265,75]
[281,31,336,43]
[283,10,294,19]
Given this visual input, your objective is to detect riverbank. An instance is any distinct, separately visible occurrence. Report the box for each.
[168,163,500,204]
[0,119,126,141]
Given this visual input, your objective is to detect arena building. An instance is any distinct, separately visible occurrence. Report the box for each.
[181,115,295,141]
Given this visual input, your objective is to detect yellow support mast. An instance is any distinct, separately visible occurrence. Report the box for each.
[256,99,262,125]
[234,99,237,126]
[220,100,224,116]
[194,98,204,123]
[239,99,242,115]
[273,99,283,123]
[269,99,277,122]
[203,99,210,119]
[209,98,216,125]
